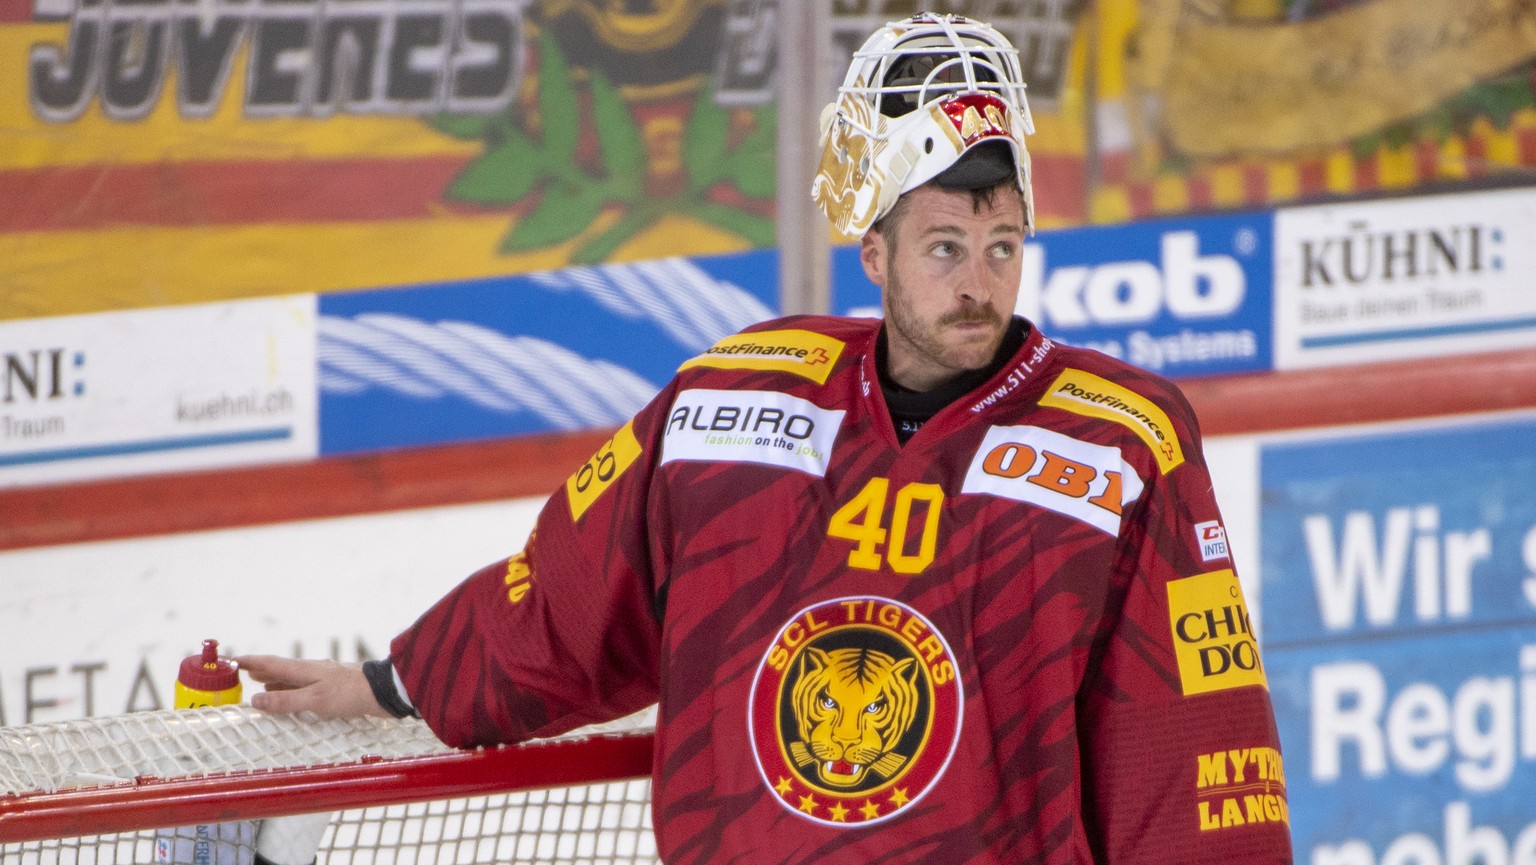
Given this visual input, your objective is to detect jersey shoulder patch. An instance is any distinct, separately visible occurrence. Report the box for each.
[1038,368,1185,474]
[679,329,845,384]
[565,421,643,521]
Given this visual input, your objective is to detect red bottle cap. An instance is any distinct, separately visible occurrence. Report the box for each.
[178,639,240,692]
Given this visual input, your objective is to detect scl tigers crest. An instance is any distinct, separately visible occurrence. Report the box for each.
[748,597,962,826]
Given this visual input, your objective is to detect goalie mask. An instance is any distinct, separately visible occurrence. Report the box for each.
[812,13,1036,237]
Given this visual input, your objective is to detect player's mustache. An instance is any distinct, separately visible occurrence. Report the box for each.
[940,305,1002,327]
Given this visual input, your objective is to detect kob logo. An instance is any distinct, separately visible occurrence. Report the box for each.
[1022,231,1246,328]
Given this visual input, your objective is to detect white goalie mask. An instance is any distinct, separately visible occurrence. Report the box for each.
[812,13,1036,237]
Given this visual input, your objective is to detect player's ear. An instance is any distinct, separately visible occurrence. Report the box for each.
[861,227,889,288]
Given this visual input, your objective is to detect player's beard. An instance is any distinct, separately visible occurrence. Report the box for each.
[883,269,1007,386]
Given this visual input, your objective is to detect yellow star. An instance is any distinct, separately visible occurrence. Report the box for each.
[860,800,881,820]
[889,787,910,808]
[774,776,793,796]
[797,794,818,814]
[828,801,849,822]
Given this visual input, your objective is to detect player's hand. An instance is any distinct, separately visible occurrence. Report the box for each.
[235,655,391,720]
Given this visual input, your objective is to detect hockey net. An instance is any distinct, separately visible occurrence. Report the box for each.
[0,704,659,865]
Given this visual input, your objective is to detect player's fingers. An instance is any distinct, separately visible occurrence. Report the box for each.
[249,686,307,715]
[234,654,291,684]
[235,654,322,688]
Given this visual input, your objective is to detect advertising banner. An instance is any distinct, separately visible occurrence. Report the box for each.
[1260,414,1536,863]
[0,297,317,487]
[835,210,1274,380]
[1274,185,1536,369]
[1,0,774,319]
[317,249,778,455]
[1138,0,1536,157]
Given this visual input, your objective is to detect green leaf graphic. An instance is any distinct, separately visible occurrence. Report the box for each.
[727,103,776,198]
[727,150,775,199]
[589,68,646,200]
[682,90,731,194]
[448,128,544,204]
[429,113,496,141]
[501,184,606,252]
[537,32,579,162]
[574,204,659,265]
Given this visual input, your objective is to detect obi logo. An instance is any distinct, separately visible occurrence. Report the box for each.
[962,424,1144,537]
[1022,230,1248,328]
[748,597,962,827]
[1196,520,1230,562]
[1168,569,1267,696]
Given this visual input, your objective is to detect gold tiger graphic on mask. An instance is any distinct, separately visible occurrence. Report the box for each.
[812,90,885,236]
[787,645,921,789]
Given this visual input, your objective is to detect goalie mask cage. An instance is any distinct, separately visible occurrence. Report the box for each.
[0,705,659,865]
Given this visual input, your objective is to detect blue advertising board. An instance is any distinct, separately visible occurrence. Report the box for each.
[318,250,779,455]
[832,210,1275,379]
[1260,415,1536,863]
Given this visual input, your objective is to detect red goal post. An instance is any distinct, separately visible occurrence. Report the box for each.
[0,704,657,863]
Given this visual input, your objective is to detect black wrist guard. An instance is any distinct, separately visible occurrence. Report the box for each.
[362,658,419,719]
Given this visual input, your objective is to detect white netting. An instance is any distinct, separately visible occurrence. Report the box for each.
[0,706,659,865]
[0,706,454,797]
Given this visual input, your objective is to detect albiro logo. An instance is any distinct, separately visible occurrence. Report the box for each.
[1023,231,1245,327]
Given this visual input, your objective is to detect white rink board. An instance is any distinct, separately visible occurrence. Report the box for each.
[0,497,543,726]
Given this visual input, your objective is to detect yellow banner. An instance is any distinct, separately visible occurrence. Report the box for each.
[1143,0,1536,156]
[0,213,747,320]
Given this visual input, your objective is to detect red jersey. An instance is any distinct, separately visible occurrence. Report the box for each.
[392,315,1293,864]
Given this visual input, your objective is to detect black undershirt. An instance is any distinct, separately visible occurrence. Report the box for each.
[878,318,1028,445]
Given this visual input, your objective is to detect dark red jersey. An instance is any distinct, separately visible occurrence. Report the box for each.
[392,315,1293,864]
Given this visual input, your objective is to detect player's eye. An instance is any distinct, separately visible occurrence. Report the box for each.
[988,242,1016,260]
[930,242,956,258]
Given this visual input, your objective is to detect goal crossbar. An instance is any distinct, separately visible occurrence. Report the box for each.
[0,704,655,845]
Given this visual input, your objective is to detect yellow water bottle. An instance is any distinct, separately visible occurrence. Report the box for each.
[175,639,243,709]
[154,639,255,865]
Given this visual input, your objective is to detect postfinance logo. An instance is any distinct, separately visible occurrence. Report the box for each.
[1167,569,1267,696]
[1038,369,1184,474]
[680,330,845,384]
[748,597,962,828]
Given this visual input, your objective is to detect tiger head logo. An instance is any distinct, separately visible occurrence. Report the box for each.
[789,646,919,788]
[811,89,887,236]
[749,597,963,826]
